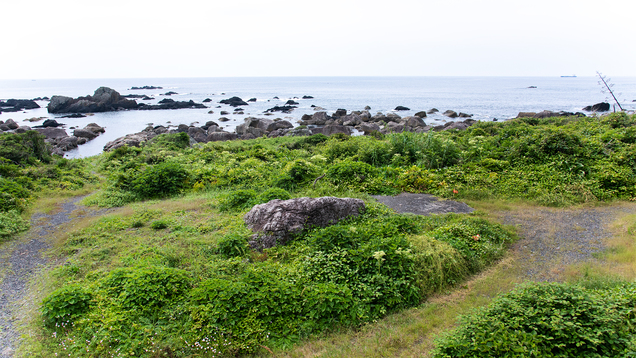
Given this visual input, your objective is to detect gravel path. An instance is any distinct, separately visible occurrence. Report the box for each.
[496,204,636,282]
[0,197,87,358]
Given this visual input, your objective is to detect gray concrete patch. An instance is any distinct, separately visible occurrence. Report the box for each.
[371,193,474,216]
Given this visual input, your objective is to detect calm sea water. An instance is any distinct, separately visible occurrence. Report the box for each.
[1,77,635,158]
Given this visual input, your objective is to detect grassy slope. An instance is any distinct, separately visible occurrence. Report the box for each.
[8,112,636,357]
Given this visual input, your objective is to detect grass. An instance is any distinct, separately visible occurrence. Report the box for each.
[251,201,636,358]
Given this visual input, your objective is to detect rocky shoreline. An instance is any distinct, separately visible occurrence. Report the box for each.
[0,85,617,156]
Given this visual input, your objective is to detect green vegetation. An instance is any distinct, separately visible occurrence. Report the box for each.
[433,281,636,357]
[0,131,98,242]
[11,113,636,357]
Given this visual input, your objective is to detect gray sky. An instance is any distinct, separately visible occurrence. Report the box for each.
[2,0,635,79]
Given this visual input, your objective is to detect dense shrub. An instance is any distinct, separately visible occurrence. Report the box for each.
[327,160,377,187]
[409,234,468,296]
[101,266,192,312]
[389,131,460,169]
[433,282,636,358]
[257,187,291,203]
[130,161,190,199]
[217,232,249,258]
[147,132,191,150]
[218,189,258,212]
[0,177,30,212]
[0,131,51,164]
[0,210,29,240]
[41,284,92,327]
[430,218,512,272]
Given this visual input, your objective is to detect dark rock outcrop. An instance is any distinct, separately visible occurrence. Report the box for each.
[414,111,427,118]
[244,197,365,250]
[395,106,410,111]
[286,100,299,105]
[219,96,248,107]
[0,99,40,111]
[48,87,138,113]
[33,119,64,128]
[582,102,610,112]
[137,99,206,110]
[302,95,314,99]
[265,105,296,113]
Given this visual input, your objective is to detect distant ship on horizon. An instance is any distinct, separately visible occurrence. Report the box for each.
[561,75,577,78]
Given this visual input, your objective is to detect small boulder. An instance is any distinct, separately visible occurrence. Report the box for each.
[73,128,98,140]
[443,110,458,118]
[414,111,427,118]
[405,116,426,127]
[4,119,19,130]
[394,106,410,111]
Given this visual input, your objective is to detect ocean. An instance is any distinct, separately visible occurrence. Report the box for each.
[1,76,635,158]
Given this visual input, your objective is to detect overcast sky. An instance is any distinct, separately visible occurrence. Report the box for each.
[2,0,635,79]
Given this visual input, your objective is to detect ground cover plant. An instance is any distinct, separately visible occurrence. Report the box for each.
[24,112,636,356]
[88,113,636,209]
[36,197,514,357]
[433,281,636,357]
[0,131,98,241]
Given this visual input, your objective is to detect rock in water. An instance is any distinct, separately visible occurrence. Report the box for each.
[244,197,365,250]
[582,102,610,112]
[47,87,137,113]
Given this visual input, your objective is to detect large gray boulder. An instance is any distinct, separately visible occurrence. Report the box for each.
[34,127,68,139]
[244,197,365,250]
[405,116,426,128]
[73,128,98,140]
[103,131,155,151]
[359,122,381,134]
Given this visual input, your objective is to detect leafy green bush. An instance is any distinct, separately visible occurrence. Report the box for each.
[217,232,249,258]
[129,161,190,199]
[0,177,30,212]
[41,284,92,327]
[409,234,468,297]
[433,282,636,358]
[102,266,192,312]
[146,132,190,150]
[150,219,169,230]
[0,210,29,240]
[257,187,291,203]
[327,160,377,187]
[0,131,51,164]
[218,189,258,212]
[389,131,460,169]
[274,159,319,190]
[430,218,512,272]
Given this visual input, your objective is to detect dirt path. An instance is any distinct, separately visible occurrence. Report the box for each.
[0,197,88,358]
[496,204,636,282]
